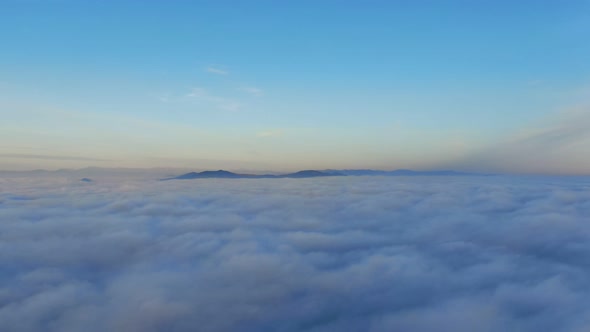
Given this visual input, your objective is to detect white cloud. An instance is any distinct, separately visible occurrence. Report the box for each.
[186,87,241,112]
[206,66,229,76]
[1,175,590,331]
[239,87,264,97]
[157,94,170,103]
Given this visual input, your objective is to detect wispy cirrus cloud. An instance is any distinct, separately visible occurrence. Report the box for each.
[157,94,171,103]
[160,66,263,112]
[186,87,241,111]
[240,86,264,97]
[205,66,229,76]
[452,107,590,174]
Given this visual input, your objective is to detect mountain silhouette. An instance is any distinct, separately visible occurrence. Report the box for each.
[329,169,484,176]
[165,169,341,180]
[282,170,342,178]
[164,169,486,180]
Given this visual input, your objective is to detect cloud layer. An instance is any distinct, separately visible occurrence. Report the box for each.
[1,175,590,331]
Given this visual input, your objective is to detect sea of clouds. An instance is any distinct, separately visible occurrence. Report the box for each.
[1,174,590,332]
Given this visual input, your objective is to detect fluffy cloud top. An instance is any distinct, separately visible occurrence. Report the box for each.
[1,175,590,331]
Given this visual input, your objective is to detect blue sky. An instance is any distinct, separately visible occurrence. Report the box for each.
[1,0,590,174]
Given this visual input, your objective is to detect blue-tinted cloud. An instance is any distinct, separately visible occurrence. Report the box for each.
[1,175,590,331]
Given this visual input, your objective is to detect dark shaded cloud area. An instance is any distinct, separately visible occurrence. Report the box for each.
[1,175,590,332]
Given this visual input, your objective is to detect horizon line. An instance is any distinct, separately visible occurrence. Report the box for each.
[1,166,590,177]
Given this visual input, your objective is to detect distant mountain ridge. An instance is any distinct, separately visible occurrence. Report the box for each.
[326,169,482,176]
[164,169,487,180]
[165,169,342,180]
[173,170,277,179]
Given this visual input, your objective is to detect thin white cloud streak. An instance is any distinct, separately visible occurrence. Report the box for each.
[449,107,590,175]
[206,66,229,76]
[1,175,590,331]
[186,87,241,111]
[239,86,264,97]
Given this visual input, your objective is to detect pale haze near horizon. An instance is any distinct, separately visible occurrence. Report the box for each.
[1,1,590,175]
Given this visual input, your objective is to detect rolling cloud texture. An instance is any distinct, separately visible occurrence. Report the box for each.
[1,175,590,331]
